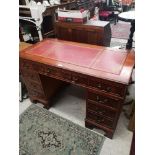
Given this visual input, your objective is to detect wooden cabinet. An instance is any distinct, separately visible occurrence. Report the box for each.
[55,20,111,46]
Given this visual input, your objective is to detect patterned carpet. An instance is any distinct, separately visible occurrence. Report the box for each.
[111,22,131,40]
[19,104,105,155]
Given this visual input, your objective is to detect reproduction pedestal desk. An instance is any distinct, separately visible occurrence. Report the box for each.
[20,39,135,138]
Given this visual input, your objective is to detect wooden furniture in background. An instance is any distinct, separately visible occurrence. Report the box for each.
[19,39,135,138]
[19,0,77,42]
[55,20,111,46]
[118,10,135,49]
[19,0,102,42]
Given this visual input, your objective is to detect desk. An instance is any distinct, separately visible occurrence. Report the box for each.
[118,11,135,49]
[55,20,111,46]
[20,39,135,138]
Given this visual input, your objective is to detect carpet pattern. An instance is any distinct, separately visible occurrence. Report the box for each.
[19,104,105,155]
[111,22,131,40]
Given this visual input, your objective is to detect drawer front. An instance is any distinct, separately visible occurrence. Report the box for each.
[28,89,45,99]
[33,63,88,86]
[87,100,117,119]
[71,73,88,86]
[21,69,40,83]
[20,59,34,70]
[87,91,121,110]
[24,79,43,93]
[86,111,114,128]
[33,63,72,81]
[89,77,126,97]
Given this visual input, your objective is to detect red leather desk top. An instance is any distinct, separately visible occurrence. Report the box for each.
[20,39,135,84]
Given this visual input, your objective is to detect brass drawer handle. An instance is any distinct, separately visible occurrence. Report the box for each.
[44,68,52,75]
[103,99,108,103]
[98,110,105,115]
[106,86,112,92]
[97,119,104,123]
[72,77,78,83]
[96,96,102,103]
[97,83,102,89]
[30,91,38,96]
[47,69,50,73]
[96,96,109,104]
[96,95,100,101]
[47,68,52,73]
[24,65,29,69]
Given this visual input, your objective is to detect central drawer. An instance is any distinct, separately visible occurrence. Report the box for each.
[33,62,88,86]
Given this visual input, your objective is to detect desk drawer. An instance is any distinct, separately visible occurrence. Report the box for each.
[89,77,126,97]
[28,89,45,99]
[21,69,40,83]
[20,59,34,70]
[71,73,88,86]
[86,111,114,128]
[87,100,117,119]
[24,80,43,93]
[34,63,72,81]
[87,91,121,110]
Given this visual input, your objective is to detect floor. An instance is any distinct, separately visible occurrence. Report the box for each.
[19,70,135,155]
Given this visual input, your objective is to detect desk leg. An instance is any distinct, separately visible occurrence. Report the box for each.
[126,21,135,49]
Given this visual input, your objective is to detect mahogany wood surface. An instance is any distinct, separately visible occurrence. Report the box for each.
[55,20,111,46]
[20,39,135,138]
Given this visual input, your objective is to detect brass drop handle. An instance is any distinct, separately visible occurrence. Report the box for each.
[44,68,51,75]
[97,83,102,89]
[106,86,112,92]
[97,118,104,123]
[103,98,108,103]
[96,96,102,103]
[25,65,29,69]
[96,95,100,101]
[72,76,78,83]
[98,110,105,115]
[46,69,51,73]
